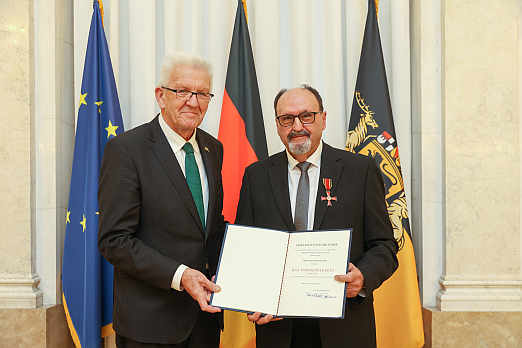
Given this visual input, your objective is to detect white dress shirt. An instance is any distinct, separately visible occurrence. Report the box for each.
[159,115,208,291]
[286,141,365,296]
[286,142,323,230]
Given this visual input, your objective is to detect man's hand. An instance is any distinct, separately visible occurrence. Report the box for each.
[334,263,364,298]
[246,312,283,325]
[181,268,221,313]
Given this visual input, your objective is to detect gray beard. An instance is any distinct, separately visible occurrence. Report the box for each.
[288,137,311,156]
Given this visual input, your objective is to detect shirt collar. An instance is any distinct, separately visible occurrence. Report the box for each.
[286,141,323,170]
[159,114,199,154]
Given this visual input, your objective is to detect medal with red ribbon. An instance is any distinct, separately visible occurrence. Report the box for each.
[321,178,337,206]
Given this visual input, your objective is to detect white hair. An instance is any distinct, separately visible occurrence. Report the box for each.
[157,52,213,88]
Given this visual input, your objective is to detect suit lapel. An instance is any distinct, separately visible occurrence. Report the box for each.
[314,143,344,229]
[197,132,216,239]
[269,152,294,230]
[149,116,204,233]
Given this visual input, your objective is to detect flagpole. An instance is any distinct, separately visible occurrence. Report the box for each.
[241,0,248,22]
[97,0,104,27]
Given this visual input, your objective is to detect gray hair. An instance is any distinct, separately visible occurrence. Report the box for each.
[157,52,213,89]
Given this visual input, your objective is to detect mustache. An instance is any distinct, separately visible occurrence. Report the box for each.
[287,130,310,140]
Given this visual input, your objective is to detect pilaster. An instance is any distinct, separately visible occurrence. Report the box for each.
[0,0,43,309]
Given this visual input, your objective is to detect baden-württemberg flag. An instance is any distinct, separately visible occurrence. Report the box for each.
[346,0,424,347]
[62,1,123,347]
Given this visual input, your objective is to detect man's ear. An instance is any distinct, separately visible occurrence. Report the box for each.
[155,87,165,109]
[322,111,327,130]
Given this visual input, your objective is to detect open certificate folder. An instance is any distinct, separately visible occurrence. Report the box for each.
[210,225,352,318]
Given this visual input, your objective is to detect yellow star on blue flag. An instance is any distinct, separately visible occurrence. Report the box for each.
[95,100,104,114]
[105,120,118,138]
[79,93,87,109]
[79,214,87,232]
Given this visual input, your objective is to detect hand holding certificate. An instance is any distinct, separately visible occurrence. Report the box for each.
[210,224,352,318]
[335,262,365,298]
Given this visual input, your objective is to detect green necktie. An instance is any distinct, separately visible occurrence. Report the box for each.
[182,142,205,230]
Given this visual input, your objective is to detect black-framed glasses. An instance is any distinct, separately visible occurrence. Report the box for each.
[161,86,214,102]
[276,111,321,127]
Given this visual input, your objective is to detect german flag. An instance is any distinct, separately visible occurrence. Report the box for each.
[218,1,267,347]
[218,0,268,223]
[346,1,424,347]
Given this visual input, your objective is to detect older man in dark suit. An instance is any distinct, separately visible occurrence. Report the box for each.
[98,53,224,348]
[236,85,398,348]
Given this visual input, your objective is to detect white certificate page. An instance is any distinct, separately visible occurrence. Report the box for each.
[277,229,351,318]
[210,225,289,315]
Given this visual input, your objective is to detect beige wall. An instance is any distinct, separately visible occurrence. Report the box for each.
[0,0,33,276]
[0,0,42,309]
[411,0,522,311]
[411,0,522,343]
[444,0,520,278]
[423,309,522,348]
[0,0,74,310]
[438,0,522,310]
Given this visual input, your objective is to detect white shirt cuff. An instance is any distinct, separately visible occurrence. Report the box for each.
[171,264,188,291]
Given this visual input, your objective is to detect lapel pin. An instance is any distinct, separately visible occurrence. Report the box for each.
[204,146,210,152]
[321,178,337,207]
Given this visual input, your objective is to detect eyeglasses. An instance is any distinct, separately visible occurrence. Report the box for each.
[276,111,320,127]
[161,86,214,103]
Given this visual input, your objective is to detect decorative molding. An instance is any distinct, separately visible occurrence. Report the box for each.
[437,276,522,311]
[0,274,43,308]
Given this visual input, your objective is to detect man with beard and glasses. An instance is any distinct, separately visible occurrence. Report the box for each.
[235,85,398,348]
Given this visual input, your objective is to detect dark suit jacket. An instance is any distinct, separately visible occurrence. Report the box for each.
[98,116,225,344]
[236,143,398,348]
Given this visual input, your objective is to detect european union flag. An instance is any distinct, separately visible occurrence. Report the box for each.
[62,1,123,347]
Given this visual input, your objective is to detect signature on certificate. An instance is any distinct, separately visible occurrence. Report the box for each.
[306,292,336,299]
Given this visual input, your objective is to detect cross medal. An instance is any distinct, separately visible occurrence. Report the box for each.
[321,178,337,206]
